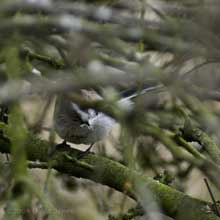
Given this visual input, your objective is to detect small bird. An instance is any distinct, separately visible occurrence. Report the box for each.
[53,89,116,153]
[53,86,161,154]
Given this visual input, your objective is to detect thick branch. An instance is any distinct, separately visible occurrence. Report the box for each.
[0,132,219,220]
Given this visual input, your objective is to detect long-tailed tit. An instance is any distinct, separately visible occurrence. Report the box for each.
[53,86,161,153]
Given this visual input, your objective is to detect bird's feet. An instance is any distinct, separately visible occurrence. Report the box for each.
[77,143,94,159]
[48,140,71,158]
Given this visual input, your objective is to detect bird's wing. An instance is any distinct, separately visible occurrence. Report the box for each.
[70,102,90,123]
[54,95,90,125]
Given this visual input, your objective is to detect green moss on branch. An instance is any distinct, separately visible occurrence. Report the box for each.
[183,119,220,165]
[0,131,219,220]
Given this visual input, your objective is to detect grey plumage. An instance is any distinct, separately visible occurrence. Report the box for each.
[53,94,115,145]
[53,86,161,145]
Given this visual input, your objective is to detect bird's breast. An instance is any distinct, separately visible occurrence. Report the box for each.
[88,113,115,142]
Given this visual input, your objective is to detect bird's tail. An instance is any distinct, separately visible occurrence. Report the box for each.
[120,84,164,101]
[117,84,164,111]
